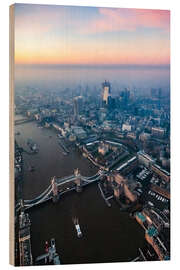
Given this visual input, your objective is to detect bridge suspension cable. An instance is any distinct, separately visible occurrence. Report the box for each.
[24,185,52,204]
[24,188,53,208]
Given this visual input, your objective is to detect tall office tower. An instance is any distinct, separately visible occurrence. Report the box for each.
[151,88,162,99]
[102,80,111,106]
[158,88,162,99]
[124,88,130,104]
[120,88,130,107]
[74,96,83,119]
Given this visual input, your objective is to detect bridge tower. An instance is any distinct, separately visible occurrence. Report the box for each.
[113,184,121,199]
[20,198,25,213]
[112,174,124,200]
[74,168,82,192]
[107,174,114,183]
[51,177,59,203]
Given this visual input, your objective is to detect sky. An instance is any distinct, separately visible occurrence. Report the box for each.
[14,4,170,66]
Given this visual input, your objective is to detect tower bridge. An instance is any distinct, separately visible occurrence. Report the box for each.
[16,169,106,211]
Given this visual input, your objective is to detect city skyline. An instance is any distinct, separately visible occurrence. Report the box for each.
[15,4,170,66]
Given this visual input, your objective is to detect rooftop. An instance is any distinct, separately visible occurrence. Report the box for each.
[147,226,158,237]
[138,151,155,162]
[136,212,146,222]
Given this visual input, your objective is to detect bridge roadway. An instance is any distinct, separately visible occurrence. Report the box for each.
[16,170,105,210]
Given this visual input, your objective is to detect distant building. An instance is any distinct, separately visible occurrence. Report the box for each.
[74,96,83,120]
[98,142,109,155]
[102,80,111,106]
[27,109,38,117]
[152,127,165,138]
[120,88,130,106]
[34,113,40,121]
[71,126,87,140]
[139,132,150,142]
[99,108,107,122]
[101,121,112,131]
[151,88,162,99]
[127,132,136,140]
[69,134,76,142]
[122,123,131,132]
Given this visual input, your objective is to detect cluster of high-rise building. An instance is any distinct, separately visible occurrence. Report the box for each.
[15,80,170,173]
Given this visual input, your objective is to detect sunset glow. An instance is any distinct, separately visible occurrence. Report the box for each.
[14,4,170,66]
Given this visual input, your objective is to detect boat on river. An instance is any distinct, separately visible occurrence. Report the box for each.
[73,217,82,238]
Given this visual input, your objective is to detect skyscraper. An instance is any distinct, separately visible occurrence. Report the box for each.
[74,96,83,120]
[120,88,130,108]
[151,88,162,99]
[102,80,111,106]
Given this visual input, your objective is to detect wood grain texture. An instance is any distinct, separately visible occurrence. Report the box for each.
[9,4,15,266]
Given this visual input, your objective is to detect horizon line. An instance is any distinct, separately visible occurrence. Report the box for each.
[15,63,170,69]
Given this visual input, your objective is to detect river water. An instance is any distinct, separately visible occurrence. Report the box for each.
[15,116,145,264]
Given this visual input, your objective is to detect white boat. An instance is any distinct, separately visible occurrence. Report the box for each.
[73,217,82,238]
[75,224,82,238]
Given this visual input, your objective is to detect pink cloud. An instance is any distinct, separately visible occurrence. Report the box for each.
[84,8,170,34]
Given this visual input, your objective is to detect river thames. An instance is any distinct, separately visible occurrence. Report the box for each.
[15,116,145,264]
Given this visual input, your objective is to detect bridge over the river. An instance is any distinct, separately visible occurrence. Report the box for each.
[16,169,106,211]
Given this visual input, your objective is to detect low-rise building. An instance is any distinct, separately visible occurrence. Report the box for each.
[127,132,136,140]
[71,126,87,140]
[122,123,131,132]
[139,132,150,142]
[137,151,155,168]
[98,142,109,155]
[152,127,165,138]
[151,164,170,182]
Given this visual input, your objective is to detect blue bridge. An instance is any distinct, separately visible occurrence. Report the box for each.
[16,169,106,211]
